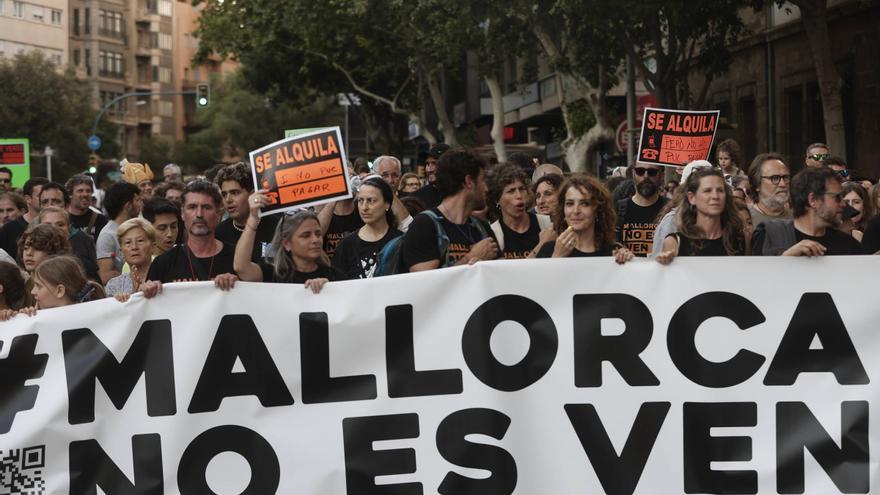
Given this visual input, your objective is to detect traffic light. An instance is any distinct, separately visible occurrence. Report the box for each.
[196,84,210,108]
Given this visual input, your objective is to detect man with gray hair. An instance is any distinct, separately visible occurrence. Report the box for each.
[372,155,413,231]
[163,163,182,183]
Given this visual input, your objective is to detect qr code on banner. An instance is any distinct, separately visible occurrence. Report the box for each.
[0,446,45,495]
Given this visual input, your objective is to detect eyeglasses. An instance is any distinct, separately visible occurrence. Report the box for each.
[808,153,830,162]
[761,174,791,185]
[633,167,660,177]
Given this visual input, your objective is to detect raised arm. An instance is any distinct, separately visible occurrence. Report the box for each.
[235,191,269,282]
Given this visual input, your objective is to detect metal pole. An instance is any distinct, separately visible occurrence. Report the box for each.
[91,90,198,141]
[345,104,350,157]
[626,53,637,167]
[46,153,52,181]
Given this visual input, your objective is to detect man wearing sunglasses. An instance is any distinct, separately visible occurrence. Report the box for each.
[616,164,667,256]
[821,155,850,181]
[752,167,860,256]
[747,152,792,229]
[804,142,830,169]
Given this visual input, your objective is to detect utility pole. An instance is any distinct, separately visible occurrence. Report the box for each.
[44,145,54,181]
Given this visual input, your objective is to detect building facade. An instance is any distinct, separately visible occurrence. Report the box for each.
[0,0,68,64]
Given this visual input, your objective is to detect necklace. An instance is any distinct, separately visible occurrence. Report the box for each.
[185,245,216,281]
[232,220,245,232]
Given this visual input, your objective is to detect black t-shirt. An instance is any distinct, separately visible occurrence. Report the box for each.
[615,197,667,257]
[671,234,743,257]
[69,209,108,241]
[262,263,344,284]
[751,223,861,256]
[0,217,26,261]
[413,184,442,209]
[332,227,402,279]
[499,213,541,259]
[401,209,492,270]
[861,214,880,254]
[323,209,364,260]
[215,216,279,263]
[536,241,613,258]
[147,242,236,283]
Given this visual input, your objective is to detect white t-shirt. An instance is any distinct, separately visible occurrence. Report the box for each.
[95,220,123,271]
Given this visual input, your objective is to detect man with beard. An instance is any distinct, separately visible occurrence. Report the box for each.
[751,167,859,256]
[66,175,108,241]
[616,164,667,256]
[142,180,238,294]
[413,143,450,209]
[747,153,792,229]
[401,148,497,271]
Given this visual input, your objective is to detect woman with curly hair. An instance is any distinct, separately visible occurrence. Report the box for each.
[17,223,71,307]
[536,174,633,263]
[656,167,746,263]
[486,163,555,259]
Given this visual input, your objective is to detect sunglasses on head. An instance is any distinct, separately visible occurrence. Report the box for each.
[633,167,660,177]
[834,169,850,178]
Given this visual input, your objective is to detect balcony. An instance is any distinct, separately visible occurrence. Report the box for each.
[98,28,126,43]
[99,69,125,80]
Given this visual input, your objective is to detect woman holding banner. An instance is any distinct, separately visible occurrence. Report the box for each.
[486,163,555,259]
[105,218,156,300]
[655,167,746,263]
[235,191,344,293]
[332,176,402,279]
[535,174,633,263]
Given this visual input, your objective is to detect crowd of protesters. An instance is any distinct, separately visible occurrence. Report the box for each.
[1,139,878,320]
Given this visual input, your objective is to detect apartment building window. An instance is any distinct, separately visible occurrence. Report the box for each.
[158,32,172,50]
[13,1,23,18]
[51,9,61,24]
[99,10,124,37]
[158,0,171,16]
[84,48,91,75]
[0,0,5,16]
[73,9,79,35]
[50,52,61,64]
[99,50,124,78]
[84,8,90,34]
[158,66,171,83]
[32,5,44,22]
[158,100,173,117]
[73,49,80,66]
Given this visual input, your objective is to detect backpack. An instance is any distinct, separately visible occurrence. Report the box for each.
[374,210,490,276]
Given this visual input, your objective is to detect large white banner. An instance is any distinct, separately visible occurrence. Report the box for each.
[1,257,878,494]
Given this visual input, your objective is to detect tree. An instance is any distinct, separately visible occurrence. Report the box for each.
[516,0,626,172]
[0,52,116,179]
[773,0,846,158]
[181,71,344,168]
[195,0,438,148]
[616,0,751,109]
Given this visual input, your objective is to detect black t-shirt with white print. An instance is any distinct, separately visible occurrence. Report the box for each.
[323,209,364,260]
[499,212,541,259]
[332,227,402,279]
[401,208,493,270]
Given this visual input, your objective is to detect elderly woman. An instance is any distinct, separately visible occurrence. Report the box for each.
[486,163,555,259]
[105,218,156,298]
[536,174,633,263]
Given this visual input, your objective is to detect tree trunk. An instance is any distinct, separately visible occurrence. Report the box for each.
[484,75,507,163]
[426,71,458,145]
[796,0,846,158]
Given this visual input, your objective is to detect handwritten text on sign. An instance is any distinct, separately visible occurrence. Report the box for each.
[637,108,720,167]
[248,127,352,216]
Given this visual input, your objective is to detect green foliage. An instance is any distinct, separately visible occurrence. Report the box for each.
[0,51,116,179]
[565,99,597,138]
[136,136,174,169]
[180,71,343,172]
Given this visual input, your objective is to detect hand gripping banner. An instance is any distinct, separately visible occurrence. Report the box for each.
[1,257,878,494]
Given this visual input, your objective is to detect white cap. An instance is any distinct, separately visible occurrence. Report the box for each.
[680,160,714,185]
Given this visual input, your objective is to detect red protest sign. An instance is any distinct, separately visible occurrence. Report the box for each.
[248,127,352,216]
[637,108,720,167]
